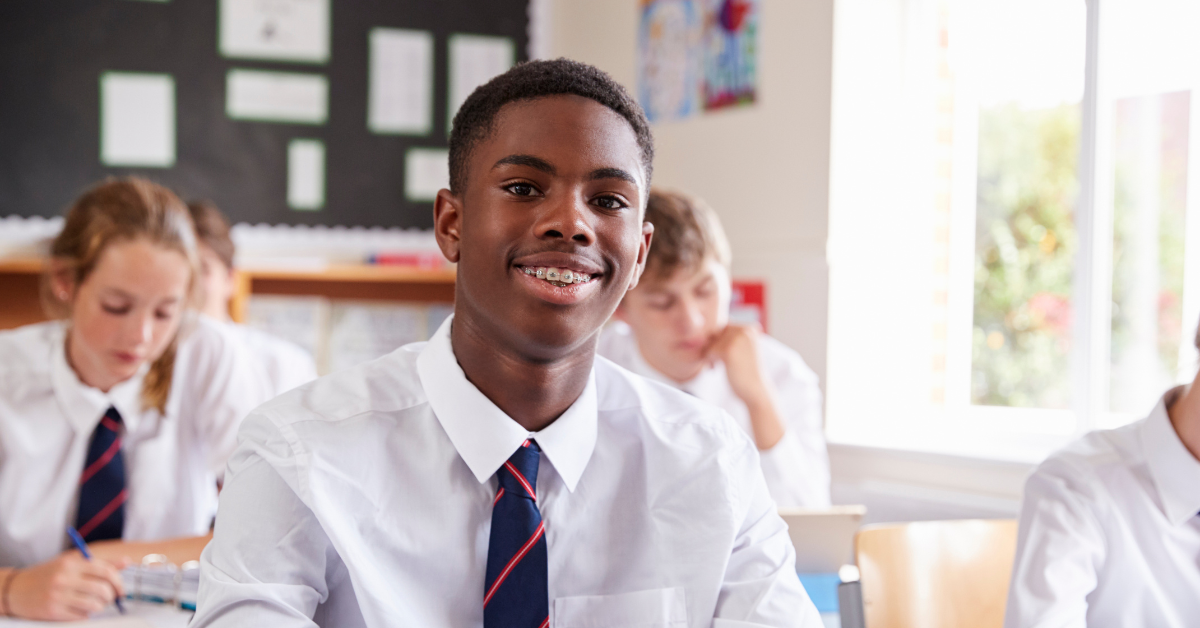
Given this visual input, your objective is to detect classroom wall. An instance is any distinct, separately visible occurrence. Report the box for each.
[543,0,834,384]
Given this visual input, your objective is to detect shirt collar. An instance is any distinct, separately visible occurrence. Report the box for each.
[49,322,145,435]
[1140,386,1200,526]
[108,373,144,432]
[416,315,597,492]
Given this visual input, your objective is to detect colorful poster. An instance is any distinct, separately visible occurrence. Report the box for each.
[637,0,758,123]
[702,0,758,110]
[637,0,701,123]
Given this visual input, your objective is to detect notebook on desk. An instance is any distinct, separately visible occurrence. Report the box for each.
[779,505,867,573]
[0,600,191,628]
[0,559,199,627]
[122,562,198,611]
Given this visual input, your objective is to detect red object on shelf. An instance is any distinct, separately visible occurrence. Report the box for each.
[368,251,446,270]
[730,279,767,332]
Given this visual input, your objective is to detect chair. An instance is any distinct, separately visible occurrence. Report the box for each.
[853,519,1018,628]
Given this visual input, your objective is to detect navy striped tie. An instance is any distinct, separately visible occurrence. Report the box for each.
[484,439,548,628]
[75,406,127,543]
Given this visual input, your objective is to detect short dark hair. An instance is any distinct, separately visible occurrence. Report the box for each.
[643,189,731,281]
[448,58,654,194]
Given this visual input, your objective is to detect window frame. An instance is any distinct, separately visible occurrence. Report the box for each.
[827,0,1200,462]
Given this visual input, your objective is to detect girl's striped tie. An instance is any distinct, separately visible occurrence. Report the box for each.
[75,406,127,542]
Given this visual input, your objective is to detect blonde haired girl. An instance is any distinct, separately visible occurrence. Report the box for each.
[0,178,268,621]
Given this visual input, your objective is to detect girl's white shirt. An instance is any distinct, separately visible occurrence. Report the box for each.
[0,317,272,567]
[209,318,318,398]
[598,321,831,509]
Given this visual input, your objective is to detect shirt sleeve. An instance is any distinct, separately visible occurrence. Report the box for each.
[714,432,825,627]
[180,321,275,478]
[1003,458,1106,628]
[192,413,335,628]
[756,350,830,509]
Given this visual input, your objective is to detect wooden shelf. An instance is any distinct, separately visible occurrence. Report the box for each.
[0,257,48,331]
[0,257,45,274]
[231,264,455,321]
[0,257,456,329]
[242,264,455,283]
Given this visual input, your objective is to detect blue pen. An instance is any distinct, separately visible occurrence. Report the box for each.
[65,526,126,615]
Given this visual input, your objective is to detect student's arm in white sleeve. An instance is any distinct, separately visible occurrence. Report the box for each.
[714,432,823,627]
[193,413,333,627]
[756,354,830,509]
[184,321,275,477]
[1003,460,1104,628]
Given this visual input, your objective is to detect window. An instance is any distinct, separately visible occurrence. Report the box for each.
[828,0,1200,460]
[965,0,1084,411]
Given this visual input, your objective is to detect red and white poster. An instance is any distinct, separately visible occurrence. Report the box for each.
[729,279,766,332]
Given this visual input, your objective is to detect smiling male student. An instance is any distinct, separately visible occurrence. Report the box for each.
[191,59,818,627]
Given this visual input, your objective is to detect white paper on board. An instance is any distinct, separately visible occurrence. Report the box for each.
[227,69,328,124]
[447,35,515,130]
[405,148,450,202]
[288,139,325,210]
[368,28,434,135]
[219,0,330,63]
[100,73,175,167]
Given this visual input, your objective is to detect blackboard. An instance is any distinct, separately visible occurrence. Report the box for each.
[0,0,528,229]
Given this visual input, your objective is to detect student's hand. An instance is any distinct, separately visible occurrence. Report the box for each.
[706,324,771,406]
[707,324,787,450]
[6,551,126,621]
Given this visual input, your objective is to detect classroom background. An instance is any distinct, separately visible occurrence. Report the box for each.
[1,0,1196,626]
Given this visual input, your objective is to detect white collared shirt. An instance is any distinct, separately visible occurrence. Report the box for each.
[0,317,271,568]
[194,316,820,628]
[1005,387,1200,628]
[597,322,830,509]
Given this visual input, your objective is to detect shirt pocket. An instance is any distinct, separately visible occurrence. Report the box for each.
[553,587,688,628]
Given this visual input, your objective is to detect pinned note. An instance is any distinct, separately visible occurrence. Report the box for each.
[368,28,434,135]
[226,69,328,124]
[447,34,514,131]
[219,0,330,64]
[288,139,325,210]
[405,148,450,202]
[100,72,175,168]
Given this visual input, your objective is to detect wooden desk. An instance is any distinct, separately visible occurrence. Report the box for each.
[0,258,455,330]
